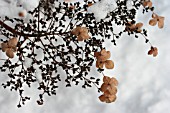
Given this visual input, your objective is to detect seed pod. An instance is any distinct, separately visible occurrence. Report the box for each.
[19,12,25,17]
[18,10,27,17]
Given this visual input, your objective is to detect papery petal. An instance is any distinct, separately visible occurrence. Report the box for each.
[105,51,111,59]
[100,83,108,92]
[80,33,90,40]
[107,86,117,95]
[77,35,84,41]
[100,49,107,56]
[11,46,17,52]
[1,42,8,52]
[147,1,152,8]
[109,77,118,86]
[126,22,136,31]
[99,95,106,102]
[103,76,110,84]
[6,48,14,58]
[142,1,148,7]
[104,92,116,103]
[152,13,158,19]
[105,60,114,69]
[94,52,100,57]
[148,46,154,55]
[158,16,165,29]
[71,27,81,35]
[128,24,136,31]
[8,37,18,48]
[136,23,143,29]
[97,55,108,62]
[149,19,157,26]
[108,94,116,103]
[79,27,88,33]
[148,49,153,55]
[96,60,104,68]
[136,29,142,33]
[153,51,158,57]
[153,47,158,57]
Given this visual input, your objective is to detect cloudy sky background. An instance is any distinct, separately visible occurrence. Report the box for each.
[0,0,170,113]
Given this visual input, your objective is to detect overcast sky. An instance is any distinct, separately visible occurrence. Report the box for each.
[0,0,170,113]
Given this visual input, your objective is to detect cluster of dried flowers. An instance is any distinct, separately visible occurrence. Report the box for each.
[0,0,164,107]
[99,76,118,103]
[142,0,165,29]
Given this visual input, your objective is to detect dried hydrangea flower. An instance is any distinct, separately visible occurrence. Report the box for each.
[71,27,90,41]
[149,13,165,28]
[148,46,158,57]
[142,0,152,8]
[95,49,114,69]
[125,22,143,33]
[99,76,118,103]
[1,37,18,58]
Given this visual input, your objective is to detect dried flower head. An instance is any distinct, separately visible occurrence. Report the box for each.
[148,46,158,57]
[142,0,152,8]
[126,22,143,33]
[71,27,90,41]
[95,49,114,69]
[149,13,165,28]
[1,37,18,58]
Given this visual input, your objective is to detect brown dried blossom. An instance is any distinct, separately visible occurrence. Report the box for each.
[142,0,152,8]
[149,13,165,29]
[99,76,118,103]
[71,27,90,41]
[94,49,114,69]
[1,37,18,58]
[148,46,158,57]
[126,22,143,33]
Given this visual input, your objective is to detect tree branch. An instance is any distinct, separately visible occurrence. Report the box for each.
[0,20,69,37]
